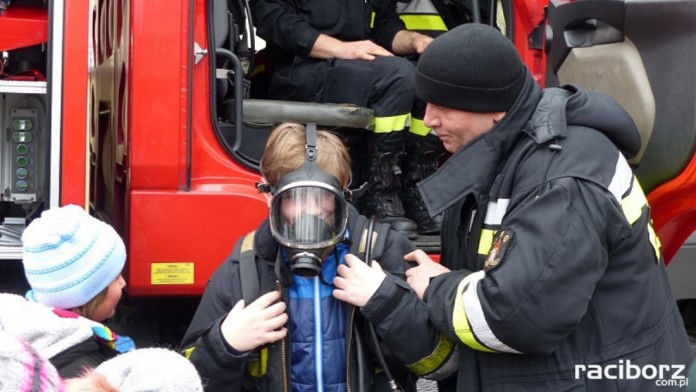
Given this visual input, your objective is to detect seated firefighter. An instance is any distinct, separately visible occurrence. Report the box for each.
[252,0,444,238]
[179,123,456,391]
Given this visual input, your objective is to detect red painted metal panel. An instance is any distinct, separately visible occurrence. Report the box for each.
[61,2,90,206]
[512,0,548,86]
[127,0,186,190]
[648,154,696,264]
[0,6,48,51]
[123,0,270,296]
[127,187,268,296]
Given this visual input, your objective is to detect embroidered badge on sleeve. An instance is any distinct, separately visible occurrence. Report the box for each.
[484,229,514,271]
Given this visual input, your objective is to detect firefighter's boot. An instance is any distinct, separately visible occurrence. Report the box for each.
[358,132,419,239]
[401,133,445,233]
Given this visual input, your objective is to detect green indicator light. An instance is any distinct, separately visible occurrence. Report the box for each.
[12,132,32,143]
[12,119,32,130]
[16,180,28,192]
[16,156,28,167]
[16,168,28,179]
[16,144,28,155]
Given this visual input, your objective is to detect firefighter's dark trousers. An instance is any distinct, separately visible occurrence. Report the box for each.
[268,55,418,133]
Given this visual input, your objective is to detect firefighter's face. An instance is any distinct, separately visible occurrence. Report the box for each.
[423,103,506,153]
[91,274,126,322]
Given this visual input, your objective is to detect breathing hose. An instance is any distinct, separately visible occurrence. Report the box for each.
[363,216,401,392]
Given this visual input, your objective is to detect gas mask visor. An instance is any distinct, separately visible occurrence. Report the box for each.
[269,177,348,250]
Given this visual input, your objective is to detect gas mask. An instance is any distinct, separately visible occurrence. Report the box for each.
[257,124,349,278]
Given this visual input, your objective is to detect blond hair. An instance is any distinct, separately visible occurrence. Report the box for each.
[70,286,109,320]
[261,123,351,187]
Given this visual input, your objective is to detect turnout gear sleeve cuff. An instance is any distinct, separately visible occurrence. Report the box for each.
[201,318,252,367]
[361,274,411,324]
[295,25,321,57]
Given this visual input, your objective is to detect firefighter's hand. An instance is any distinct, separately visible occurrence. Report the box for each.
[412,33,433,54]
[311,35,393,60]
[405,249,450,300]
[220,290,288,352]
[333,254,386,307]
[337,40,394,60]
[392,30,433,55]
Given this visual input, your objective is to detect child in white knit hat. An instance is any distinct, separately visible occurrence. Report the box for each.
[14,204,135,378]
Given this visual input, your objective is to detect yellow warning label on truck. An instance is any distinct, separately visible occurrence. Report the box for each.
[151,263,194,285]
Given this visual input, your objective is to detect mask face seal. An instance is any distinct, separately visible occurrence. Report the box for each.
[259,124,349,277]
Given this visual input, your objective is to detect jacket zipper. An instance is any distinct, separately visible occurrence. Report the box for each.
[346,305,356,392]
[314,277,324,392]
[279,281,289,392]
[464,208,477,254]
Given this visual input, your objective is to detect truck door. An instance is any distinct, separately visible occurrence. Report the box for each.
[546,0,696,263]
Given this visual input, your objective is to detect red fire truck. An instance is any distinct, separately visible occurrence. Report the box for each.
[2,0,696,315]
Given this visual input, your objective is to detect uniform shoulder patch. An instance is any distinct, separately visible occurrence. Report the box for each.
[484,229,514,271]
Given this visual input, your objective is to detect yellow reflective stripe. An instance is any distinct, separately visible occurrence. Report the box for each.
[241,231,256,252]
[461,271,523,353]
[409,117,431,136]
[452,271,495,352]
[374,114,409,133]
[407,334,456,375]
[647,221,662,262]
[248,347,269,377]
[183,346,195,359]
[249,64,266,79]
[496,0,506,34]
[371,12,375,28]
[608,155,662,262]
[399,14,447,32]
[478,228,496,256]
[621,178,647,225]
[620,178,662,260]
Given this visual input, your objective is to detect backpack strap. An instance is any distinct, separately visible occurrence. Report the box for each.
[238,231,261,304]
[349,215,391,264]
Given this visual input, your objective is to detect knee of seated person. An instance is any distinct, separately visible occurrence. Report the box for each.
[373,56,416,82]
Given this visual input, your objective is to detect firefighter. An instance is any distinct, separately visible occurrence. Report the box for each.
[405,24,694,391]
[179,123,456,391]
[253,0,441,238]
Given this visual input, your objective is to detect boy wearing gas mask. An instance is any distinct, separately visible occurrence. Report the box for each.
[180,123,456,391]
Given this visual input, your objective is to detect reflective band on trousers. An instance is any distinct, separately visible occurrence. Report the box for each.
[374,114,409,133]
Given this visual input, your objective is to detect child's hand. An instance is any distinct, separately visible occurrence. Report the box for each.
[220,290,288,352]
[333,254,387,307]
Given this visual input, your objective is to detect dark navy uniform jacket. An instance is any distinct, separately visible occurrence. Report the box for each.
[418,73,695,391]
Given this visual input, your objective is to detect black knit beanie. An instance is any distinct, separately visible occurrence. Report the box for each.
[416,23,526,112]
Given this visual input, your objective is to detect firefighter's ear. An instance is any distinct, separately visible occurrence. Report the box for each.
[492,111,506,124]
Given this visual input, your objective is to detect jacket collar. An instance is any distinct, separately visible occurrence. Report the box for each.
[417,72,543,216]
[524,87,572,144]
